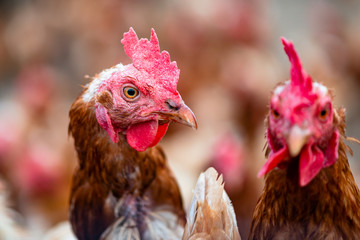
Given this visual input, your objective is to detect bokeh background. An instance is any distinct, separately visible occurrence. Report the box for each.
[0,0,360,239]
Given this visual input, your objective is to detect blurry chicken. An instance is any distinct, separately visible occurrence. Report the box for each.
[208,132,261,239]
[0,63,74,233]
[210,132,245,192]
[249,38,360,239]
[182,167,241,240]
[68,28,197,240]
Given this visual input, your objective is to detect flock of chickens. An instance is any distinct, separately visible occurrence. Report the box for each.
[3,27,360,240]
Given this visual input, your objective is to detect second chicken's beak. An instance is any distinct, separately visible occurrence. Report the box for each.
[287,125,310,157]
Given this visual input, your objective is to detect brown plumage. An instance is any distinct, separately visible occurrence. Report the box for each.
[250,108,360,239]
[182,167,241,240]
[249,38,360,239]
[68,28,197,240]
[69,96,186,240]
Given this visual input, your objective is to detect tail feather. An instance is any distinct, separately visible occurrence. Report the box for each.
[183,167,241,240]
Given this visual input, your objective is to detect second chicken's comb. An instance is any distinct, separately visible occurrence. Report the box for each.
[281,37,313,93]
[121,28,180,90]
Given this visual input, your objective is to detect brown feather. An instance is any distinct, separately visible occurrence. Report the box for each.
[249,108,360,240]
[68,89,185,240]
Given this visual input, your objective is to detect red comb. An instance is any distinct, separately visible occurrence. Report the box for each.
[121,28,179,90]
[281,37,312,93]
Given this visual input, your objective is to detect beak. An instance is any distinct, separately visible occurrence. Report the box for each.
[287,125,310,157]
[155,103,198,130]
[170,104,198,129]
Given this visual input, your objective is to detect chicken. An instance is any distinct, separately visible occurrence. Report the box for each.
[43,168,240,240]
[248,38,360,239]
[68,28,197,240]
[0,63,75,232]
[207,131,262,239]
[182,167,241,240]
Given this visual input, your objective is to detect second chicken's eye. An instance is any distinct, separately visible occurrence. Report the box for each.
[318,108,329,121]
[272,109,280,120]
[123,86,139,100]
[318,103,331,122]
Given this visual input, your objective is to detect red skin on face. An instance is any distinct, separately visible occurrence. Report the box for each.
[95,28,185,152]
[258,38,339,186]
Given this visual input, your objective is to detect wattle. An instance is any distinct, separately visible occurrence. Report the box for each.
[259,130,340,186]
[126,120,169,152]
[258,143,326,186]
[299,130,339,186]
[258,145,288,177]
[299,143,324,186]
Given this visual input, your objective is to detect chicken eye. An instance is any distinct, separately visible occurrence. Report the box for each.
[123,86,139,100]
[271,109,280,120]
[318,108,329,121]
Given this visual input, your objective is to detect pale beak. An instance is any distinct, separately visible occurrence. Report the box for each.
[287,125,310,157]
[154,102,198,130]
[170,104,198,129]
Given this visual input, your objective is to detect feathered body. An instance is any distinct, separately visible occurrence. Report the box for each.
[69,28,197,240]
[69,97,185,240]
[249,38,360,239]
[183,167,241,240]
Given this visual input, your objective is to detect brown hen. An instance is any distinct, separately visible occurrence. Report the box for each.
[68,28,197,240]
[249,38,360,239]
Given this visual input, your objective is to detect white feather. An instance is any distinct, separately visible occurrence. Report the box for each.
[102,198,183,240]
[82,64,125,102]
[313,82,328,96]
[183,167,241,240]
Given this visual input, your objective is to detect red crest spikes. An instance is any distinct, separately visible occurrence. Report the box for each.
[121,28,180,91]
[281,37,313,94]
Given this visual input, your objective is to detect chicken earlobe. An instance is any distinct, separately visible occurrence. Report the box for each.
[96,104,119,143]
[95,90,119,143]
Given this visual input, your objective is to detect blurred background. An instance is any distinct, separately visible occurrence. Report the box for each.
[0,0,360,239]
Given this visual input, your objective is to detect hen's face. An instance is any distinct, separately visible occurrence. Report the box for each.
[259,81,339,186]
[269,81,334,155]
[84,28,197,152]
[258,37,340,186]
[91,64,197,152]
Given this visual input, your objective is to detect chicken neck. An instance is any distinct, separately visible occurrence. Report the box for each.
[250,137,360,239]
